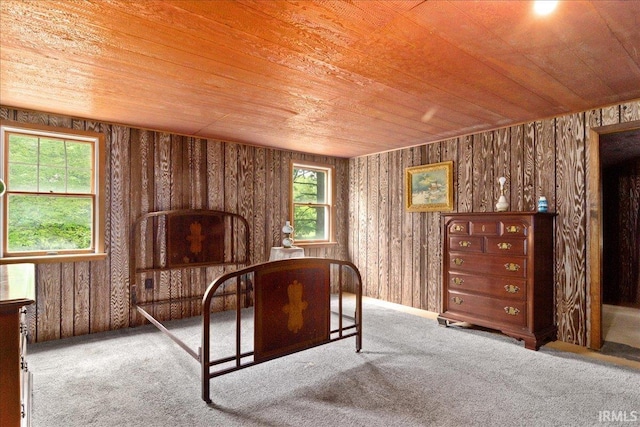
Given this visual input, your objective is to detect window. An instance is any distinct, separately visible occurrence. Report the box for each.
[291,162,334,244]
[0,121,105,261]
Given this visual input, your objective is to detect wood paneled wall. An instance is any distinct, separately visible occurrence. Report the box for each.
[0,107,349,342]
[349,100,640,346]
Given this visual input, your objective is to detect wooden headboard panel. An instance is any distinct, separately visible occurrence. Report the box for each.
[130,209,250,304]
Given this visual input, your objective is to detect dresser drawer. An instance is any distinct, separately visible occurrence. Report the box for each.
[469,221,499,235]
[447,253,527,278]
[447,272,526,300]
[500,221,528,236]
[446,290,527,327]
[448,220,470,235]
[449,236,483,253]
[485,237,527,255]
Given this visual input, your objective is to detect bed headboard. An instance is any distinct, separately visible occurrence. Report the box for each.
[130,209,250,304]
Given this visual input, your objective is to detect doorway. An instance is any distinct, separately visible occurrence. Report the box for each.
[588,121,640,350]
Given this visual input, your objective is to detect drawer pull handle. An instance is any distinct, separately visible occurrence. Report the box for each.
[504,306,520,316]
[453,225,465,232]
[452,277,464,285]
[459,240,472,248]
[497,242,512,250]
[504,262,520,271]
[452,258,464,266]
[504,284,520,293]
[506,225,521,233]
[452,297,464,305]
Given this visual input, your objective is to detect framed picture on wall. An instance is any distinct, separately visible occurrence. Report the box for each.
[405,161,454,212]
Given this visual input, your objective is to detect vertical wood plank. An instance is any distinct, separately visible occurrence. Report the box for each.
[169,135,185,319]
[253,147,267,263]
[155,132,172,321]
[206,139,225,210]
[224,143,239,309]
[601,105,620,125]
[523,123,536,211]
[185,137,205,315]
[510,125,525,211]
[109,125,130,329]
[205,140,226,291]
[377,152,390,301]
[334,159,350,260]
[494,128,511,209]
[425,142,441,311]
[458,136,473,212]
[129,129,155,325]
[357,156,368,297]
[73,262,91,335]
[555,113,587,346]
[60,264,74,338]
[238,144,254,265]
[348,158,358,282]
[48,115,72,129]
[279,151,293,259]
[0,107,15,120]
[472,132,494,212]
[87,121,111,333]
[366,155,380,298]
[535,119,556,212]
[620,100,640,122]
[410,147,423,309]
[36,264,61,342]
[438,139,458,313]
[267,150,282,250]
[388,150,402,303]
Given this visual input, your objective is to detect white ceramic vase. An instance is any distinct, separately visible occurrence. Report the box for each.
[495,177,509,212]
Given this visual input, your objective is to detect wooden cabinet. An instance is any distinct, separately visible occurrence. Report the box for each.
[438,213,556,350]
[0,264,35,427]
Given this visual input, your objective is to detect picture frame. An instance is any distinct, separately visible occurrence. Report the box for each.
[405,161,454,212]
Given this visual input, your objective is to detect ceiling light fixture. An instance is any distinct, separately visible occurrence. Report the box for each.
[533,0,558,15]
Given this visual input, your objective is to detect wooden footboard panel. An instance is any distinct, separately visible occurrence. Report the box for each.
[201,258,362,404]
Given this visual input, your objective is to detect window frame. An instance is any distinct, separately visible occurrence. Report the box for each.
[290,160,336,246]
[0,120,106,263]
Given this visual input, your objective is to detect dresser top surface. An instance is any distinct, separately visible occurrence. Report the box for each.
[444,211,555,217]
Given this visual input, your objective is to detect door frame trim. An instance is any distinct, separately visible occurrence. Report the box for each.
[587,120,640,349]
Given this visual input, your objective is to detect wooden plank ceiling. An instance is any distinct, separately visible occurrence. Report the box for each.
[1,0,639,158]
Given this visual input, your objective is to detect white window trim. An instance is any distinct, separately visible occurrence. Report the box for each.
[0,120,107,263]
[290,160,336,245]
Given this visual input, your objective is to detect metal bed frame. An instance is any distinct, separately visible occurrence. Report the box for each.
[129,209,362,404]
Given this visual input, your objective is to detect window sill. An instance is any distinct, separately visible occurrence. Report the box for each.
[0,252,108,264]
[293,241,338,248]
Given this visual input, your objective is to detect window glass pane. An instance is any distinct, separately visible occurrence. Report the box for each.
[66,141,92,169]
[8,134,38,164]
[67,168,92,193]
[39,165,67,192]
[6,194,93,251]
[293,205,327,240]
[8,163,38,191]
[39,137,66,166]
[293,168,326,204]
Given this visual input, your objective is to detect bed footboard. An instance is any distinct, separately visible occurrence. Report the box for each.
[201,257,363,404]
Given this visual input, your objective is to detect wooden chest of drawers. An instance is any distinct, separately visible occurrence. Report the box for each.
[438,212,556,350]
[1,264,35,427]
